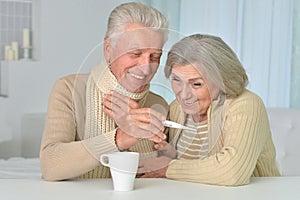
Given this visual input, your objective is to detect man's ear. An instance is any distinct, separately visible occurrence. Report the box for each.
[104,36,111,62]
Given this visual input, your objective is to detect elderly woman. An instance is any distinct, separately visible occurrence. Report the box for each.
[139,34,280,186]
[40,2,169,181]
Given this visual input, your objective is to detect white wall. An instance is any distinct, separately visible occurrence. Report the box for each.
[0,0,294,158]
[179,0,293,107]
[0,0,130,158]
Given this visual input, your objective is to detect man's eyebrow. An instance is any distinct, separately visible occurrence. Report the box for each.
[153,50,162,54]
[127,48,162,54]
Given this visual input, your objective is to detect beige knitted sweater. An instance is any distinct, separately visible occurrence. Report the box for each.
[40,65,168,181]
[166,90,280,186]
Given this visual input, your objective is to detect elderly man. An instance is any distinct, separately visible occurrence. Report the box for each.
[40,2,169,181]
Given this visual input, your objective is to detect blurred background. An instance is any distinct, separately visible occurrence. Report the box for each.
[0,0,298,158]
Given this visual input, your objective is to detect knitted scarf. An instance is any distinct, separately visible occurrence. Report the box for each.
[84,60,149,140]
[80,60,156,178]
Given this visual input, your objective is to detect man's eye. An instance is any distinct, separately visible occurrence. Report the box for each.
[150,54,161,62]
[130,52,142,57]
[150,56,160,62]
[193,82,202,87]
[171,77,180,81]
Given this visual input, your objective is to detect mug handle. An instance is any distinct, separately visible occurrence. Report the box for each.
[100,154,110,167]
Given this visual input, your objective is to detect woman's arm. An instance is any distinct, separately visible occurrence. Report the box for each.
[166,93,270,186]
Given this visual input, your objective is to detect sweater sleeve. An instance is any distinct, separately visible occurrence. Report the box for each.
[166,93,270,186]
[40,77,118,181]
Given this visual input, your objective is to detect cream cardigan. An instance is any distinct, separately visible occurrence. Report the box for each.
[166,90,280,186]
[40,69,168,181]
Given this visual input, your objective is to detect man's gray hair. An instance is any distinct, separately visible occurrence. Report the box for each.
[106,2,168,43]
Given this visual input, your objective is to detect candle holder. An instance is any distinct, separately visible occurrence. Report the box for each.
[21,46,32,60]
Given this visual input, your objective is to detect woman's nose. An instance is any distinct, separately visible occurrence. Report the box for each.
[180,84,193,99]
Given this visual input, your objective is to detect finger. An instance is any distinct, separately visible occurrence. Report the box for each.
[102,104,114,118]
[109,93,131,113]
[149,131,166,141]
[147,135,164,143]
[137,164,151,174]
[130,107,166,122]
[136,173,145,178]
[154,143,161,150]
[126,126,165,141]
[103,95,127,120]
[102,93,122,112]
[138,160,147,173]
[154,141,168,150]
[103,92,131,114]
[102,95,112,110]
[140,170,166,178]
[132,119,164,135]
[139,172,154,178]
[130,108,166,132]
[138,156,171,175]
[130,121,166,140]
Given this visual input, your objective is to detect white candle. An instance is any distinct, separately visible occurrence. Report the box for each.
[7,48,14,61]
[11,41,19,60]
[4,45,11,60]
[23,28,30,48]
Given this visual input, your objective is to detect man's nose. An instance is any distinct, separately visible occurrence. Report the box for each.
[137,54,151,74]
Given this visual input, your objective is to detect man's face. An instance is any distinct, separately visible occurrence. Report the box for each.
[105,23,164,92]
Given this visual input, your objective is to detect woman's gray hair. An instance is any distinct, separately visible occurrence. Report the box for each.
[165,34,248,98]
[106,2,169,44]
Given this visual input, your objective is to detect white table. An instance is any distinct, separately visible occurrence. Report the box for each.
[0,177,299,200]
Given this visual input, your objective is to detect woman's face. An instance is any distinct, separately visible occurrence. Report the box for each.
[105,23,164,93]
[171,64,216,121]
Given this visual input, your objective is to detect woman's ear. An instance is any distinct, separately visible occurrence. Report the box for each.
[104,36,111,62]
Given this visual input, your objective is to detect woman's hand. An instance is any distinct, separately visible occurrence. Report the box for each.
[137,142,176,178]
[102,91,167,143]
[137,156,171,178]
[155,141,177,159]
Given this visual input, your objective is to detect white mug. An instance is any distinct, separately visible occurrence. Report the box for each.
[100,152,140,191]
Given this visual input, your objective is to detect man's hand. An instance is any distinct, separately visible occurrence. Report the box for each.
[102,91,167,143]
[115,128,139,151]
